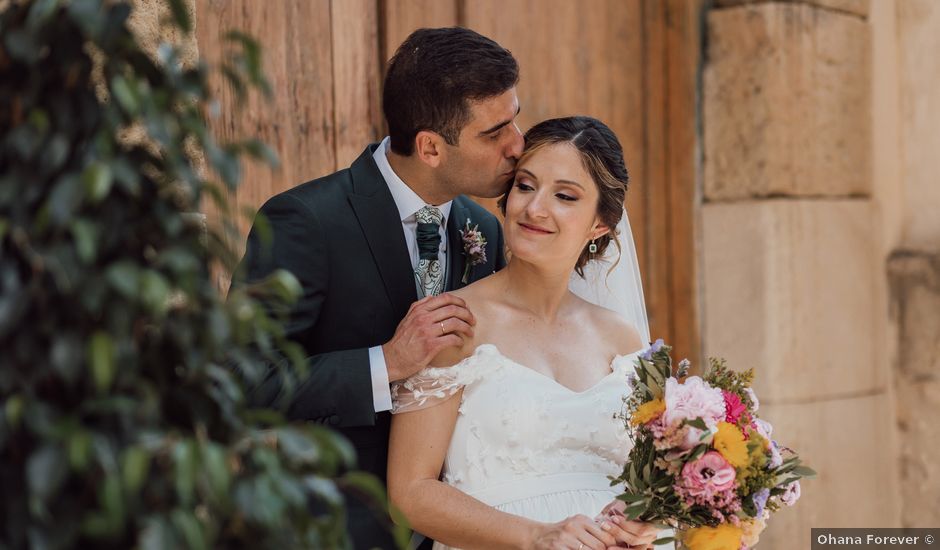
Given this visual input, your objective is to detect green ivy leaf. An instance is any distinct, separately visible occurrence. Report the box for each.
[111,75,139,115]
[68,430,93,471]
[106,261,140,299]
[4,394,24,429]
[70,219,99,263]
[27,444,68,504]
[121,446,150,494]
[202,442,230,501]
[139,269,170,314]
[82,162,113,202]
[173,440,196,506]
[88,331,115,393]
[164,0,192,34]
[26,0,61,30]
[170,509,206,550]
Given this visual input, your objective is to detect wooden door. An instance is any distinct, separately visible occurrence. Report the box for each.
[195,0,702,365]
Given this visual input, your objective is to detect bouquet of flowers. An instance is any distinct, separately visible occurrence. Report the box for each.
[613,340,815,549]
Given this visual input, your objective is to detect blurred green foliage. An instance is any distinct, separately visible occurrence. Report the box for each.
[0,1,378,548]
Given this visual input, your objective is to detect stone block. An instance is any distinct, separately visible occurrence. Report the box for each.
[898,0,940,249]
[702,199,883,404]
[704,3,871,200]
[754,392,900,547]
[888,251,940,527]
[888,251,940,379]
[713,0,869,18]
[896,377,940,527]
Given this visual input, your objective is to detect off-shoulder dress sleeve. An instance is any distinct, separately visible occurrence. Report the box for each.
[390,348,489,413]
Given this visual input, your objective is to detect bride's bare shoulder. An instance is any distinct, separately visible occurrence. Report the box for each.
[429,276,503,367]
[574,297,645,356]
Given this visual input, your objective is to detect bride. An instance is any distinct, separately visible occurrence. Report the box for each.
[387,116,666,550]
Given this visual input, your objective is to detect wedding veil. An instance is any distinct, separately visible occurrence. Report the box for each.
[568,208,651,345]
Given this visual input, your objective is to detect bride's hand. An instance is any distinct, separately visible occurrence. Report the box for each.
[529,515,617,550]
[595,501,661,549]
[599,515,659,549]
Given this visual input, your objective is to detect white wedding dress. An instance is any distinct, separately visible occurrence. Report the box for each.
[393,343,675,550]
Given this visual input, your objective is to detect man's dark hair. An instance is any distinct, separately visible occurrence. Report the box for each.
[383,27,519,156]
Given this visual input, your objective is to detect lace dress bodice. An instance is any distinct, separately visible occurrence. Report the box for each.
[392,345,642,540]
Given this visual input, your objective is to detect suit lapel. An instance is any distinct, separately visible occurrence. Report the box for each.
[446,200,470,291]
[347,145,417,319]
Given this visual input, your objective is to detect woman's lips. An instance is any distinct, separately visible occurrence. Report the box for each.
[518,222,552,235]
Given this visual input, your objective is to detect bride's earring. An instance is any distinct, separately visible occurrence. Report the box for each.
[588,239,598,255]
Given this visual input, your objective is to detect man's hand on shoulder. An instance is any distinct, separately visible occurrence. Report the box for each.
[382,293,476,382]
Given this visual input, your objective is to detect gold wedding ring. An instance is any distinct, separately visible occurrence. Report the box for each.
[440,321,445,335]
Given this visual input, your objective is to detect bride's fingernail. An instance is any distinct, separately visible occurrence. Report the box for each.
[611,515,622,524]
[600,521,611,531]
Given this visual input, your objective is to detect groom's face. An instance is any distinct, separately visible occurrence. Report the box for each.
[440,88,523,199]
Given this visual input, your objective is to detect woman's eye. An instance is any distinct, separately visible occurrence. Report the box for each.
[515,181,534,191]
[556,193,577,202]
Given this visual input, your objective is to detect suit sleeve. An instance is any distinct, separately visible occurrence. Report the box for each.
[235,192,377,428]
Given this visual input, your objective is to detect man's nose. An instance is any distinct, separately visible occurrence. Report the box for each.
[506,122,524,159]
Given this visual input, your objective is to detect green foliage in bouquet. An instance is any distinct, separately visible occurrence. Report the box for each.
[0,1,402,548]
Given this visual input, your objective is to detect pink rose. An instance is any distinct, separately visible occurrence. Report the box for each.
[664,376,726,430]
[723,390,747,424]
[678,451,737,499]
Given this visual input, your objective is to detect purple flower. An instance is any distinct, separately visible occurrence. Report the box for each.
[752,488,770,517]
[642,338,665,360]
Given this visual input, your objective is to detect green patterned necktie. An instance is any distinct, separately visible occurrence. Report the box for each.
[415,205,444,298]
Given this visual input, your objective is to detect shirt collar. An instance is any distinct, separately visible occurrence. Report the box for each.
[373,137,452,224]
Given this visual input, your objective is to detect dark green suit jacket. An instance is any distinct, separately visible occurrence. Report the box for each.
[236,144,506,549]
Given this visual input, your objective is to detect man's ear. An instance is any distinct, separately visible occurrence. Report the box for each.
[414,130,445,168]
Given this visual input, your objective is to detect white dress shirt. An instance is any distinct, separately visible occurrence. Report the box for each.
[368,137,452,412]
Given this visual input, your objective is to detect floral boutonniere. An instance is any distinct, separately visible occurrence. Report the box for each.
[459,219,487,284]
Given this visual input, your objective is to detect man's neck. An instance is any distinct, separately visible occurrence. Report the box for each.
[386,149,453,206]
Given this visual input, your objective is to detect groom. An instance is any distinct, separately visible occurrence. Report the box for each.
[235,28,522,549]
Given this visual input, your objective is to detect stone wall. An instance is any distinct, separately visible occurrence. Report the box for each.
[701,0,905,546]
[888,0,940,528]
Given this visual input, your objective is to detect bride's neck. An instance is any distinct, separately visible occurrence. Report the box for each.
[497,258,573,321]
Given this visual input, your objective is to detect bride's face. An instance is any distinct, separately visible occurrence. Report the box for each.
[504,143,608,269]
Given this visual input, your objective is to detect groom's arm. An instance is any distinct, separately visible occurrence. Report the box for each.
[235,192,377,428]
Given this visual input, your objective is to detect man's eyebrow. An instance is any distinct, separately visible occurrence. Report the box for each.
[478,104,522,136]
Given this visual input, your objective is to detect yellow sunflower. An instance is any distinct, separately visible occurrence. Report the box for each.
[713,421,749,468]
[682,524,743,550]
[630,398,666,426]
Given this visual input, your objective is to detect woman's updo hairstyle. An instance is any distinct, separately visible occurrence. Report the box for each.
[500,116,629,277]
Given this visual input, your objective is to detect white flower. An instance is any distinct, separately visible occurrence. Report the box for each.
[768,440,783,468]
[754,418,773,439]
[781,480,801,506]
[744,387,759,411]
